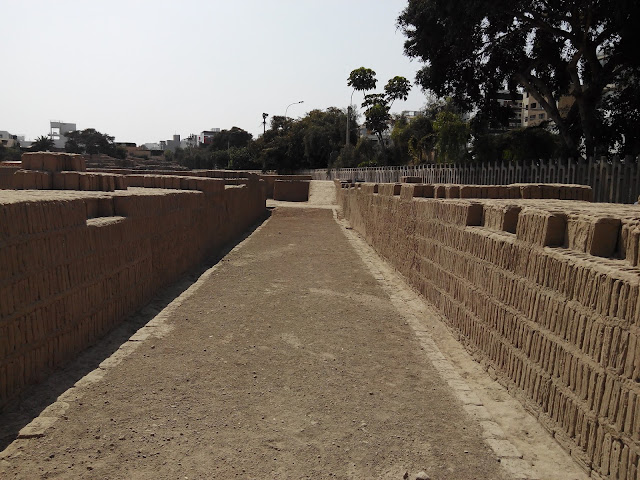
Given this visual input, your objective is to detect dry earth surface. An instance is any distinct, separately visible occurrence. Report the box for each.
[0,183,588,479]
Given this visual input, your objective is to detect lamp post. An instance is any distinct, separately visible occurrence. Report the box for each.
[346,89,356,147]
[284,100,304,121]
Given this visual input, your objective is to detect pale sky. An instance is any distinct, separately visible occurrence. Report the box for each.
[2,0,427,145]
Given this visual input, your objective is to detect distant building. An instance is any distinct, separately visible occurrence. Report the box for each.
[401,111,421,121]
[521,93,549,127]
[164,135,181,152]
[495,91,524,130]
[0,131,19,148]
[181,134,197,149]
[50,121,76,149]
[198,128,220,146]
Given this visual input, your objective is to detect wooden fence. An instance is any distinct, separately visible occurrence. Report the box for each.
[300,156,640,204]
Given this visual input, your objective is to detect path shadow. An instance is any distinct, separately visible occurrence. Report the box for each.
[0,210,271,452]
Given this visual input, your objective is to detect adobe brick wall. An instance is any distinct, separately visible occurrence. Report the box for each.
[0,181,266,411]
[272,180,310,202]
[338,183,640,479]
[261,175,312,199]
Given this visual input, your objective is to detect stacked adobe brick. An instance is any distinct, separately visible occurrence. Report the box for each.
[0,169,266,411]
[10,152,126,191]
[339,181,640,479]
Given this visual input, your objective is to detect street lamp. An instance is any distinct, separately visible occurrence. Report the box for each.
[346,89,356,147]
[284,100,304,120]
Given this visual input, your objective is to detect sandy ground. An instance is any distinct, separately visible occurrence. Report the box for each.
[0,191,588,479]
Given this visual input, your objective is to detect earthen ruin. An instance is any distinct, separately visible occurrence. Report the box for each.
[1,152,639,479]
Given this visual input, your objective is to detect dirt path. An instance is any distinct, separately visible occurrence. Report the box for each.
[0,205,585,479]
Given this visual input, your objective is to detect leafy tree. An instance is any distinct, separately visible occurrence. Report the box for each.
[347,67,378,147]
[255,108,350,172]
[384,76,412,105]
[432,111,470,163]
[207,127,253,151]
[354,73,412,154]
[347,67,377,96]
[362,96,392,147]
[65,128,119,157]
[391,114,435,164]
[31,135,55,152]
[398,0,640,157]
[0,144,21,162]
[472,127,562,162]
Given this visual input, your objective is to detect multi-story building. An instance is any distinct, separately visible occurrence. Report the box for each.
[495,91,524,130]
[0,131,19,148]
[521,93,550,127]
[198,129,220,146]
[49,121,76,149]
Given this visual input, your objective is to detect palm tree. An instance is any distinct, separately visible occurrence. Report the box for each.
[31,135,55,152]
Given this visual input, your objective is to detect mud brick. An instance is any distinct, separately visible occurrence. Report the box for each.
[21,153,33,170]
[459,185,478,198]
[542,184,560,199]
[97,198,115,217]
[70,155,86,171]
[434,184,446,198]
[484,203,521,233]
[179,177,191,190]
[64,172,80,190]
[506,185,521,199]
[516,208,567,247]
[41,153,59,172]
[377,183,401,196]
[445,185,460,198]
[142,175,154,188]
[400,184,425,201]
[400,176,422,183]
[51,172,65,190]
[197,178,225,196]
[87,174,99,191]
[20,170,38,189]
[114,175,127,190]
[486,186,502,198]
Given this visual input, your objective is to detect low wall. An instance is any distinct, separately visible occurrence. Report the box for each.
[260,175,312,199]
[273,180,310,202]
[0,181,266,410]
[338,182,640,479]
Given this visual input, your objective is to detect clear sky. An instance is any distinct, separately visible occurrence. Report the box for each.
[2,0,427,145]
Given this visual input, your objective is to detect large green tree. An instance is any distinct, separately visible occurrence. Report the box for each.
[207,127,253,151]
[398,0,640,156]
[357,72,412,151]
[256,108,350,172]
[65,128,123,157]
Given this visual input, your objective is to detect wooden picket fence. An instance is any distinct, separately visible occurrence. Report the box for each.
[300,156,640,204]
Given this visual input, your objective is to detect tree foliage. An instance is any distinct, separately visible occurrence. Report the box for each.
[257,108,350,172]
[347,67,377,93]
[0,144,21,162]
[472,127,562,162]
[348,67,412,152]
[398,0,640,156]
[207,127,253,151]
[64,128,123,158]
[391,114,435,164]
[31,135,55,152]
[432,111,470,163]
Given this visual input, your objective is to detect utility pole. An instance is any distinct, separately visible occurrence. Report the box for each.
[262,113,269,172]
